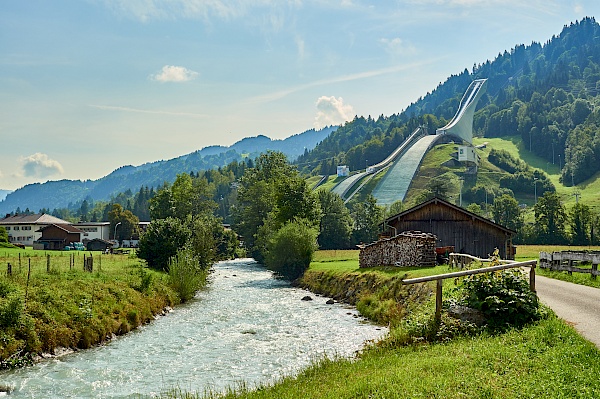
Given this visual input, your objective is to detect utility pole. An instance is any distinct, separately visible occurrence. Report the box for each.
[573,190,581,204]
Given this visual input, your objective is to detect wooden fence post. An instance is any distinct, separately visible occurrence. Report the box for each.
[592,264,598,280]
[435,279,443,322]
[47,254,51,273]
[25,260,31,308]
[7,263,11,277]
[529,262,536,292]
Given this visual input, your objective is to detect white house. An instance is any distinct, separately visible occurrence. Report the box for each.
[0,214,71,247]
[73,222,111,241]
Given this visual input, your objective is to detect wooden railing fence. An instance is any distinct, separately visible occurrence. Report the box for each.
[402,253,537,321]
[539,251,600,279]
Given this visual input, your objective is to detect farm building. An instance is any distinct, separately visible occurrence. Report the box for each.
[0,213,71,247]
[34,224,84,250]
[86,238,114,252]
[381,197,516,260]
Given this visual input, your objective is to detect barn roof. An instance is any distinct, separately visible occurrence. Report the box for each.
[38,224,84,234]
[382,197,516,235]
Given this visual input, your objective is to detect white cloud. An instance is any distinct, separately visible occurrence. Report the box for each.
[20,153,64,178]
[379,37,416,57]
[89,104,207,118]
[150,65,198,83]
[314,96,355,129]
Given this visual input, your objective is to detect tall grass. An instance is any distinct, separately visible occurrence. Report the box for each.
[0,249,178,368]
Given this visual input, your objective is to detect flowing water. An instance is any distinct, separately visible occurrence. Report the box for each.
[0,259,387,398]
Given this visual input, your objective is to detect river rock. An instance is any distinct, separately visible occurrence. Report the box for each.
[301,295,313,301]
[447,304,487,326]
[326,299,335,305]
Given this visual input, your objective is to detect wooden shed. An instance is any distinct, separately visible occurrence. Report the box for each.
[35,224,83,250]
[381,197,516,260]
[85,238,114,252]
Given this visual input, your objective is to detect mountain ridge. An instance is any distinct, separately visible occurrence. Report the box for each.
[0,126,337,214]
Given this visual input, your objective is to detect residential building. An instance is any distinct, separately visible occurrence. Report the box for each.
[0,213,71,247]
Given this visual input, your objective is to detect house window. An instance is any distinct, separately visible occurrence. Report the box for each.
[5,227,10,231]
[14,226,20,231]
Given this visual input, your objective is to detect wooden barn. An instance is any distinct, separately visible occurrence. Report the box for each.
[381,197,516,260]
[34,224,83,250]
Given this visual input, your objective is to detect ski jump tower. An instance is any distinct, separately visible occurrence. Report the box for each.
[436,79,487,144]
[370,78,487,206]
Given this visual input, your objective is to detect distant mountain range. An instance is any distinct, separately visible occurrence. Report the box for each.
[0,190,11,202]
[0,126,337,214]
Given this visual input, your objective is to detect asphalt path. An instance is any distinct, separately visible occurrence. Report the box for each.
[535,274,600,348]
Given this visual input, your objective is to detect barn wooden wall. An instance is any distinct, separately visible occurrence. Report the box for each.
[388,204,513,259]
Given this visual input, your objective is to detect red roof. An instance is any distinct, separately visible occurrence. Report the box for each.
[39,224,84,234]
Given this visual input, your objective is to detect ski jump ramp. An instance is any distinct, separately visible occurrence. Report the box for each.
[369,79,487,206]
[331,126,425,200]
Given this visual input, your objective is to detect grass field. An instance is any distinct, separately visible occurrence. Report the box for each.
[311,245,600,290]
[473,136,600,212]
[0,248,176,367]
[311,249,452,279]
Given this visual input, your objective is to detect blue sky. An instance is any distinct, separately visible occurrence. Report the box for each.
[1,0,598,191]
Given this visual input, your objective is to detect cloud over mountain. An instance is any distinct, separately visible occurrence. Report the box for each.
[314,96,354,129]
[20,153,64,178]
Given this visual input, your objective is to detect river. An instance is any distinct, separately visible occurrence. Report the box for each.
[0,259,387,398]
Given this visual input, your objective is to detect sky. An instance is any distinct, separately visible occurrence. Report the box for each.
[1,0,599,191]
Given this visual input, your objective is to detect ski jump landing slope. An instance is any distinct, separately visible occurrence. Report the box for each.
[371,134,441,206]
[371,79,487,206]
[331,127,424,200]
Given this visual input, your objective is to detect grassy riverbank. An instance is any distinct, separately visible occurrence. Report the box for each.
[160,246,600,399]
[0,248,180,368]
[186,316,599,399]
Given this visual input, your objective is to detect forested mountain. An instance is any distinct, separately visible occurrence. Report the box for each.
[0,190,11,202]
[297,17,600,188]
[0,126,336,214]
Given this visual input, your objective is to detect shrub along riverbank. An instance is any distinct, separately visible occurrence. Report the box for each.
[160,248,600,398]
[0,248,187,369]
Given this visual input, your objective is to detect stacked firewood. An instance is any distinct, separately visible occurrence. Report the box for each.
[358,231,437,268]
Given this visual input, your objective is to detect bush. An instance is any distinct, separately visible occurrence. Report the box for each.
[0,227,8,244]
[458,268,542,330]
[265,219,318,280]
[137,217,191,271]
[168,248,208,303]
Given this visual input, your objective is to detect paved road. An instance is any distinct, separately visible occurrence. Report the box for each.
[535,274,600,348]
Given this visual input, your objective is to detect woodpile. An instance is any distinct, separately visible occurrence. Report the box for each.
[358,231,437,268]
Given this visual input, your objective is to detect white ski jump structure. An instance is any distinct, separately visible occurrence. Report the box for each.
[332,79,487,205]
